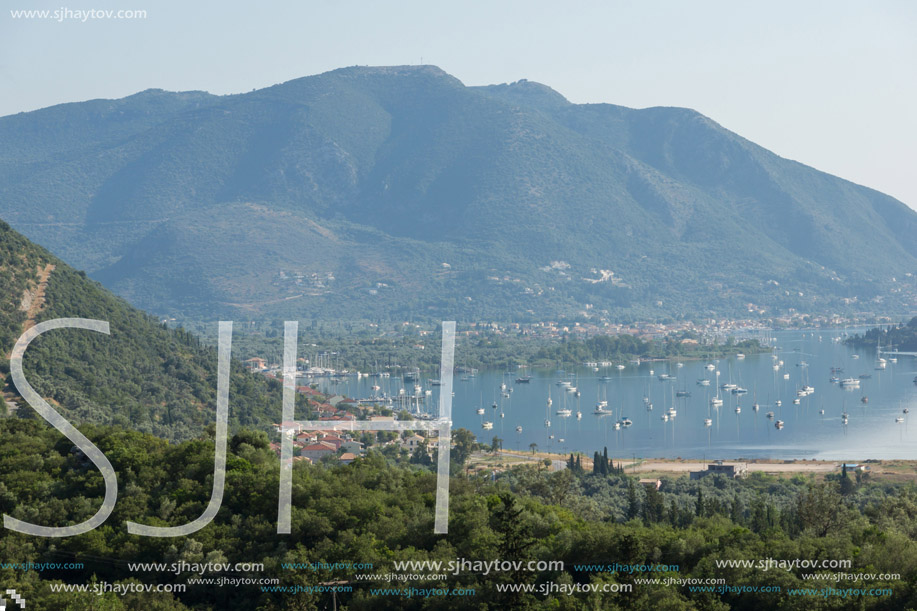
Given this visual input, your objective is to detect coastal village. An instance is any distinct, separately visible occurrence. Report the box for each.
[264,381,435,466]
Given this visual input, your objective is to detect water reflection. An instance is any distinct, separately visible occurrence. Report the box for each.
[311,330,917,459]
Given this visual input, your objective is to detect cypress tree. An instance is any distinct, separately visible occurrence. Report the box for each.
[626,479,640,519]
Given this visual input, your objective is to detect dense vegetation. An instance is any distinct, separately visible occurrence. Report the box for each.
[0,220,301,441]
[0,220,36,366]
[2,67,916,323]
[1,419,916,609]
[846,317,917,351]
[211,320,763,375]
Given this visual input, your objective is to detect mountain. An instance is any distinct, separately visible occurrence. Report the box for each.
[0,220,287,440]
[1,65,915,322]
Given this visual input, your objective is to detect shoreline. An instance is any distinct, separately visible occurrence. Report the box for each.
[468,451,917,479]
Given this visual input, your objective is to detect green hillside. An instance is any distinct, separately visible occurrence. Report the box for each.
[0,220,291,441]
[1,66,915,322]
[2,418,917,609]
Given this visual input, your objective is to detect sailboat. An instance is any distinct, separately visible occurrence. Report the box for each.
[875,337,887,370]
[710,370,723,407]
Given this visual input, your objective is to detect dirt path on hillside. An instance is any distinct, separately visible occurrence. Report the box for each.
[21,263,55,332]
[4,263,55,414]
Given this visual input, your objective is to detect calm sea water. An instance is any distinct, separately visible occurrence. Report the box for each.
[311,330,917,460]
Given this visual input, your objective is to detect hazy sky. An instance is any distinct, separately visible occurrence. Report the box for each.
[2,0,915,209]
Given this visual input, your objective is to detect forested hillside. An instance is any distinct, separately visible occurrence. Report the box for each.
[0,419,915,609]
[1,220,295,440]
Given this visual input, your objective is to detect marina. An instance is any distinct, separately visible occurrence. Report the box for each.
[307,329,917,460]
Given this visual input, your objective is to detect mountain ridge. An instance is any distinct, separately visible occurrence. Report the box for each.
[1,65,914,322]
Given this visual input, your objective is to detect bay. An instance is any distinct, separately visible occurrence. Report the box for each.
[310,329,917,460]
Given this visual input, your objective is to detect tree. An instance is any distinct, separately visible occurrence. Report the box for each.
[730,493,743,524]
[491,493,537,609]
[529,442,538,455]
[451,428,476,468]
[750,495,768,532]
[491,435,503,454]
[410,439,433,466]
[796,483,843,536]
[840,464,855,496]
[643,483,665,523]
[626,479,640,519]
[695,487,705,517]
